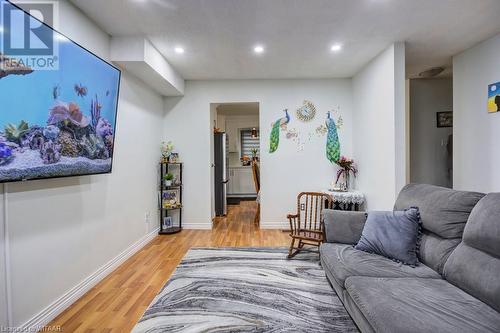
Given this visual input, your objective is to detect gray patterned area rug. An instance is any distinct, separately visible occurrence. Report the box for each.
[133,247,358,333]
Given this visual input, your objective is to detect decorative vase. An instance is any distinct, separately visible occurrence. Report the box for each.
[165,180,172,187]
[342,170,350,192]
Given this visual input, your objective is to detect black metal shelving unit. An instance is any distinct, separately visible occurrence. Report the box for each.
[159,162,183,235]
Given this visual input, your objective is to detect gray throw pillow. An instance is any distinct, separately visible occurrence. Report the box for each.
[355,208,422,266]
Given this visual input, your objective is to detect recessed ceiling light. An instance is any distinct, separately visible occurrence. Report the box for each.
[253,45,265,54]
[174,47,185,54]
[331,43,343,52]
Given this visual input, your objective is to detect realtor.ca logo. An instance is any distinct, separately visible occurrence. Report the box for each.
[0,0,59,71]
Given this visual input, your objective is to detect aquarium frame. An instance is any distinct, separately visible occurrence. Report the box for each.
[1,0,122,184]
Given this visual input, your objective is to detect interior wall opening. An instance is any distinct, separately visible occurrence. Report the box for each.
[210,102,261,229]
[409,78,453,188]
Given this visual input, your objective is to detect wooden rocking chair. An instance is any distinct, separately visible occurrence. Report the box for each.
[287,192,333,258]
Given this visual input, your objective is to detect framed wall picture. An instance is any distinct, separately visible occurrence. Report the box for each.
[437,111,453,128]
[488,82,500,113]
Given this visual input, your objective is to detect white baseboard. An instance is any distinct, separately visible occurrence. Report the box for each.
[20,227,159,331]
[260,221,289,229]
[183,222,212,229]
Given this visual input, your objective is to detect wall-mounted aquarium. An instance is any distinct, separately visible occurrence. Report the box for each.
[0,0,121,183]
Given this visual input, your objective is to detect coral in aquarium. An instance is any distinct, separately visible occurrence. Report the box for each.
[0,143,14,165]
[96,118,113,138]
[58,130,79,157]
[80,134,109,160]
[48,101,90,128]
[4,121,29,144]
[40,140,62,164]
[90,95,102,130]
[43,125,60,141]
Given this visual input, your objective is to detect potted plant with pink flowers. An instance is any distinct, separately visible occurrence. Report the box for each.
[335,156,358,191]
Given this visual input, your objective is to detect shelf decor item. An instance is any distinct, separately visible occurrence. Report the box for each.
[163,216,172,229]
[164,172,174,186]
[160,141,174,163]
[169,152,180,163]
[159,161,183,234]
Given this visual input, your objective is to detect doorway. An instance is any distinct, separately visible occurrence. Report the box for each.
[409,78,453,188]
[210,102,261,228]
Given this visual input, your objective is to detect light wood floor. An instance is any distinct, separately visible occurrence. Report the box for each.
[47,201,289,332]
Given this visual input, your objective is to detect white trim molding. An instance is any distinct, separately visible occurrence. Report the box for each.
[183,222,212,230]
[20,227,159,331]
[260,220,289,230]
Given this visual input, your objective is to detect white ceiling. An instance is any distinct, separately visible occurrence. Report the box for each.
[71,0,500,80]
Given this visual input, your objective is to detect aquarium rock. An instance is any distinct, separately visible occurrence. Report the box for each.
[104,135,114,155]
[81,134,109,160]
[0,143,14,166]
[96,118,113,138]
[58,130,79,157]
[21,126,45,150]
[40,140,62,164]
[0,53,34,79]
[43,125,60,141]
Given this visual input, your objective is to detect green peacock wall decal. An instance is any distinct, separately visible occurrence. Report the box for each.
[325,111,341,163]
[269,109,290,153]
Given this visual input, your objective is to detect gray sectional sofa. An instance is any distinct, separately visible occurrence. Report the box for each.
[320,183,500,333]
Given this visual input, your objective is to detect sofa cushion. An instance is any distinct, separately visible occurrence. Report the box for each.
[355,208,421,266]
[444,193,500,313]
[345,277,500,333]
[394,183,484,273]
[323,209,366,244]
[320,243,440,288]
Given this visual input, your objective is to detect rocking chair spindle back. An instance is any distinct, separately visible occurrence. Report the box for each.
[287,192,333,258]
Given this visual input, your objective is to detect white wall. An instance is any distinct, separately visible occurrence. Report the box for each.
[0,0,164,328]
[164,79,353,229]
[453,34,500,192]
[0,191,8,328]
[352,43,407,210]
[410,79,453,188]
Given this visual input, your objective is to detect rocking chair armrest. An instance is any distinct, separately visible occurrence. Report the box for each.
[323,209,367,244]
[287,213,299,231]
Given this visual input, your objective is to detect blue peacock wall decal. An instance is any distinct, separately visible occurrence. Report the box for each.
[325,111,341,164]
[269,109,290,153]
